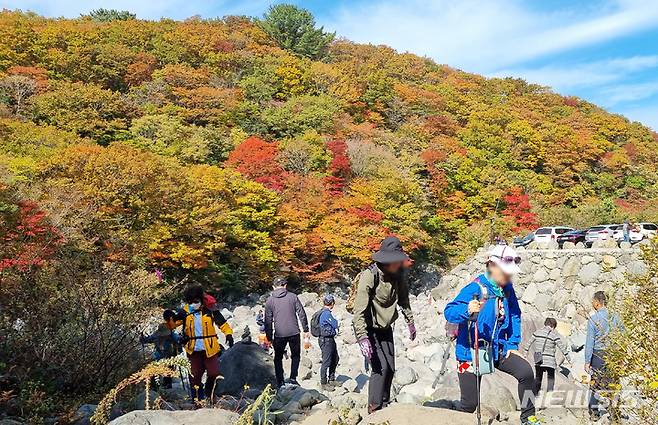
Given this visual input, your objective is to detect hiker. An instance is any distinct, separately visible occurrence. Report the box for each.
[585,291,620,421]
[318,294,339,389]
[175,285,234,401]
[444,245,541,425]
[264,276,309,388]
[140,309,182,389]
[622,219,630,243]
[523,317,571,395]
[352,236,416,413]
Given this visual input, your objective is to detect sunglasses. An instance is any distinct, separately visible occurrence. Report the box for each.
[494,255,522,264]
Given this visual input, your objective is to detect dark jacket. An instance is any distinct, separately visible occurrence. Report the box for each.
[264,288,309,340]
[352,265,414,340]
[319,308,339,337]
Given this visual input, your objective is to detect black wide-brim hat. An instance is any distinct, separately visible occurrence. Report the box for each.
[372,236,409,263]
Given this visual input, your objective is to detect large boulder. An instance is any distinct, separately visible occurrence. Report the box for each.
[577,262,600,285]
[214,341,277,397]
[109,409,239,425]
[359,403,497,425]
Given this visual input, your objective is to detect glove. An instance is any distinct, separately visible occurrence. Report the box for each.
[408,323,417,341]
[358,337,373,360]
[226,334,234,348]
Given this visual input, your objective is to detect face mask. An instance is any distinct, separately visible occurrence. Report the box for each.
[190,302,202,311]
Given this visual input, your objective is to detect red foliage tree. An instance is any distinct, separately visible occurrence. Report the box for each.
[1,197,63,272]
[502,186,537,233]
[226,136,287,191]
[324,139,351,196]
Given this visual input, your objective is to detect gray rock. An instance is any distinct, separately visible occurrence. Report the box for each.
[533,268,549,283]
[394,366,418,387]
[619,241,632,249]
[562,257,580,277]
[578,262,600,284]
[575,241,585,249]
[562,241,576,249]
[522,282,539,304]
[580,255,594,265]
[627,260,647,275]
[214,341,277,397]
[110,409,239,425]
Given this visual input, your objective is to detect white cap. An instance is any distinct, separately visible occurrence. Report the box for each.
[487,245,521,275]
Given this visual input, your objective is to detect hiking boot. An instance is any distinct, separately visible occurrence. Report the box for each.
[522,416,542,425]
[320,383,335,392]
[286,378,300,386]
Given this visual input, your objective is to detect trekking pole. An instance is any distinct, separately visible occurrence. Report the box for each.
[178,366,187,393]
[471,294,482,425]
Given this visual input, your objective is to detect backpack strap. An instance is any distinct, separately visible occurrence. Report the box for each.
[474,275,489,300]
[368,263,380,293]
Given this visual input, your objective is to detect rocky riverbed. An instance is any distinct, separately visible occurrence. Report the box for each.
[100,243,645,425]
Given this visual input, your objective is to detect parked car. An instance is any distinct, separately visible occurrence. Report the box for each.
[533,226,574,244]
[612,222,658,243]
[556,229,587,248]
[513,232,534,248]
[585,224,619,247]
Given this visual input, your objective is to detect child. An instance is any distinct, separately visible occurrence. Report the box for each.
[319,294,339,389]
[140,309,182,389]
[523,317,571,394]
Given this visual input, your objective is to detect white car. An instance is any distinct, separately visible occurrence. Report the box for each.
[613,222,658,243]
[533,226,574,244]
[585,224,620,247]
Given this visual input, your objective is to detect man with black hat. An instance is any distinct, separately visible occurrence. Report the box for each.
[352,236,416,413]
[264,276,309,388]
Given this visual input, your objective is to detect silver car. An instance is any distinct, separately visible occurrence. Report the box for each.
[585,224,619,247]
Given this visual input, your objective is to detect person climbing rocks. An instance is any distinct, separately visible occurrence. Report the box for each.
[140,309,182,389]
[264,276,309,388]
[444,245,541,425]
[523,317,571,395]
[352,236,416,413]
[318,294,340,390]
[175,284,234,402]
[585,291,621,421]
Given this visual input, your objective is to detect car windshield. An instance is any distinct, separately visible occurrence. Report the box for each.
[589,226,605,232]
[535,228,551,235]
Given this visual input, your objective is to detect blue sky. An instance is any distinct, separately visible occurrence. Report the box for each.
[2,0,658,130]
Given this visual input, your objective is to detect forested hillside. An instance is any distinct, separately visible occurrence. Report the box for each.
[2,7,658,291]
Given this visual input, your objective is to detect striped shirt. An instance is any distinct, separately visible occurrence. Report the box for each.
[523,326,571,369]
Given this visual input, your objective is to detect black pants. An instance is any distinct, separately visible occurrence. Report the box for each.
[368,327,395,412]
[458,353,536,422]
[319,336,339,384]
[533,365,555,394]
[273,334,301,386]
[589,350,617,415]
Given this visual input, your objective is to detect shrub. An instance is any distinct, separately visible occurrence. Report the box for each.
[606,242,658,422]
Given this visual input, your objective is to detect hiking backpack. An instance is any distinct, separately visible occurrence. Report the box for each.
[310,309,324,337]
[346,263,380,314]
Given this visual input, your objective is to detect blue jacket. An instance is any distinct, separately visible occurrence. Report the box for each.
[319,308,339,337]
[585,308,620,363]
[444,273,522,362]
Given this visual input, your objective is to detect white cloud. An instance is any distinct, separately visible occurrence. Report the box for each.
[616,104,658,131]
[323,0,658,74]
[0,0,271,19]
[602,81,658,105]
[491,55,658,92]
